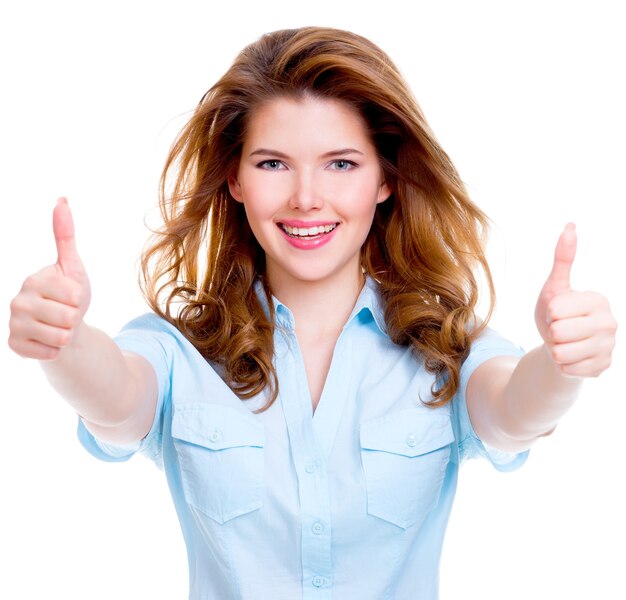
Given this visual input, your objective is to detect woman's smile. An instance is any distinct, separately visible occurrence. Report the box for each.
[277,220,340,249]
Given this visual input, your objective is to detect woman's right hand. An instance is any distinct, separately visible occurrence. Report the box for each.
[8,198,92,360]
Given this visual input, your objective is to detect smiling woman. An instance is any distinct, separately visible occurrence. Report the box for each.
[7,25,617,600]
[141,28,499,415]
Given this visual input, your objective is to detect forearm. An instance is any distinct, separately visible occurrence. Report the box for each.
[40,321,137,428]
[10,199,157,444]
[498,345,583,443]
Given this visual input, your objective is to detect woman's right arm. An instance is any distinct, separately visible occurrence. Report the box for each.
[8,198,157,445]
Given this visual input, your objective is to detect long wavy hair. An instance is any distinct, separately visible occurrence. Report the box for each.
[140,27,494,410]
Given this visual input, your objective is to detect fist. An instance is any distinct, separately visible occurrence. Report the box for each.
[535,224,617,377]
[8,198,91,360]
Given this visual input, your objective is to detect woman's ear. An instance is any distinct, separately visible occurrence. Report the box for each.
[228,177,244,203]
[377,180,392,204]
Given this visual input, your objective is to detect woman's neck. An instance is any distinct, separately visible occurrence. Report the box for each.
[267,266,365,337]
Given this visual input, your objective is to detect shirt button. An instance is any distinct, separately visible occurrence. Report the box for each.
[312,575,324,588]
[209,429,222,443]
[305,463,316,474]
[312,521,324,535]
[406,433,417,447]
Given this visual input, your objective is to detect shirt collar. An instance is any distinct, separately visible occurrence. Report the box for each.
[253,279,294,329]
[254,276,387,335]
[346,276,387,334]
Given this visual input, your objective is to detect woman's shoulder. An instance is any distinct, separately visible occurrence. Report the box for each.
[114,312,198,361]
[460,324,525,383]
[468,324,524,354]
[118,312,195,343]
[118,312,182,337]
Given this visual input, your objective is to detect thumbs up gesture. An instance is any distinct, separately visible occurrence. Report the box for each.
[8,198,92,360]
[535,224,617,377]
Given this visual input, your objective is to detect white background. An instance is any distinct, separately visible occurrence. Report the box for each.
[1,1,624,598]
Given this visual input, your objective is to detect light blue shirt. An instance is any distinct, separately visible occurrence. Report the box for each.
[78,278,527,600]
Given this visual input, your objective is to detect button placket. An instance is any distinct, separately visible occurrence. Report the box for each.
[276,331,333,598]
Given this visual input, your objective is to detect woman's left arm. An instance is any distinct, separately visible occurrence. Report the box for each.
[467,224,617,453]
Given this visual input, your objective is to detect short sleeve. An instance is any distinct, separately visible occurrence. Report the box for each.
[76,314,175,469]
[452,327,529,472]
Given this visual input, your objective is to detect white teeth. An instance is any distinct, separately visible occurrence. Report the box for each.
[281,223,337,237]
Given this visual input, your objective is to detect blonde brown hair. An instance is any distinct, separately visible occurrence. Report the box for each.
[141,27,494,410]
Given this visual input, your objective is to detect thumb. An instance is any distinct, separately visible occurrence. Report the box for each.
[53,197,83,278]
[544,223,577,296]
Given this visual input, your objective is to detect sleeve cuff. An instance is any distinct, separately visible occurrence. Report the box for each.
[76,419,139,462]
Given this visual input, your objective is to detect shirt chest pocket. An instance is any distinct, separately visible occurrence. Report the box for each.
[172,404,265,524]
[360,409,454,530]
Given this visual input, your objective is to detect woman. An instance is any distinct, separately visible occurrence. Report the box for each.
[8,27,616,599]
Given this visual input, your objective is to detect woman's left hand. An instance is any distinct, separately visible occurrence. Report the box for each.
[534,223,617,378]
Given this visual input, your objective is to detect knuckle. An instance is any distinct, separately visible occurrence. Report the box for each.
[547,299,560,322]
[56,330,72,347]
[7,335,19,354]
[9,295,26,316]
[608,337,616,353]
[22,274,43,292]
[561,363,584,378]
[64,307,79,327]
[548,322,560,341]
[42,347,61,361]
[8,317,24,338]
[550,346,563,364]
[69,284,84,307]
[559,363,573,376]
[75,290,86,307]
[22,275,36,290]
[595,293,610,310]
[593,296,614,317]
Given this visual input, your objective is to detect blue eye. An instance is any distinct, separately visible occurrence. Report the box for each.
[258,159,285,170]
[330,159,356,171]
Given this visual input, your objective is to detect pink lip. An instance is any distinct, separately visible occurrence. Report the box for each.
[277,222,339,250]
[279,219,339,228]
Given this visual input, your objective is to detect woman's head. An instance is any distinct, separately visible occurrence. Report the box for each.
[142,27,493,409]
[228,94,391,294]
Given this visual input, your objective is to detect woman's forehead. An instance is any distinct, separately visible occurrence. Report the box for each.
[242,96,373,155]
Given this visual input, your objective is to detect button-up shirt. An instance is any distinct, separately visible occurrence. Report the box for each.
[78,278,527,600]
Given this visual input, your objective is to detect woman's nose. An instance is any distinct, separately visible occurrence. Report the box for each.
[288,171,324,211]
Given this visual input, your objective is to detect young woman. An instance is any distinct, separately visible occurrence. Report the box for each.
[8,27,616,599]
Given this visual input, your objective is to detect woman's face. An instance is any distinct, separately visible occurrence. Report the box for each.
[229,95,391,293]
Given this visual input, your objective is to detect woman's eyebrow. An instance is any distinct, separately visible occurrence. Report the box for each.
[320,148,364,158]
[249,147,365,158]
[249,148,290,158]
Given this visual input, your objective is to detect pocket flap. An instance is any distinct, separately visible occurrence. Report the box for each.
[172,404,265,450]
[360,409,453,457]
